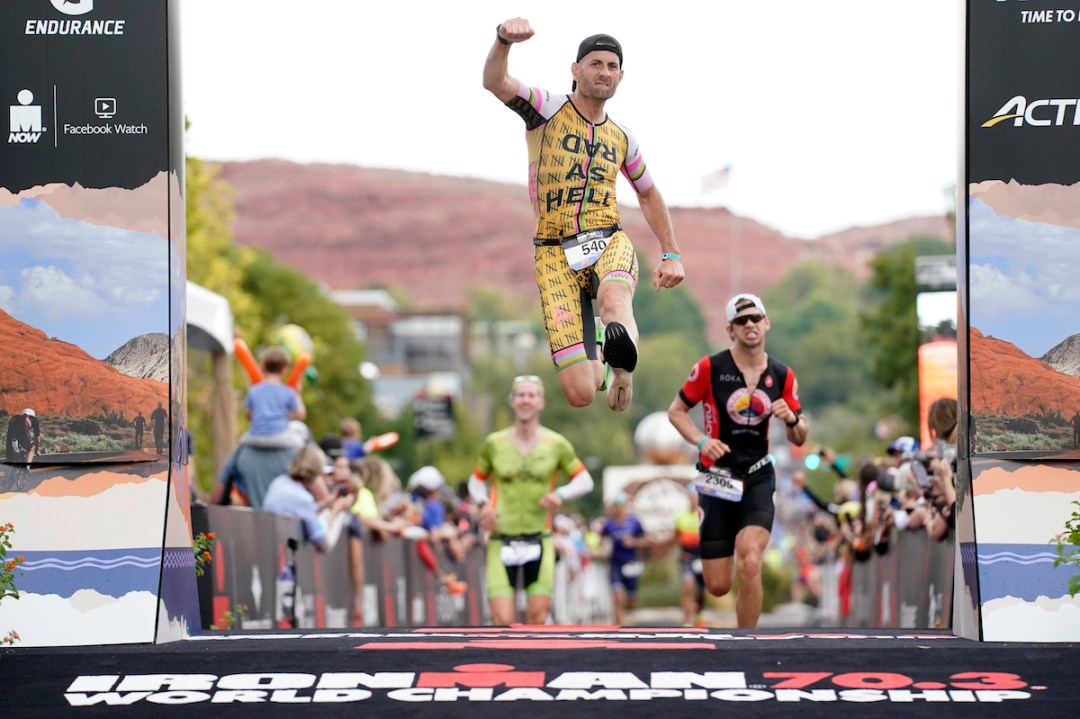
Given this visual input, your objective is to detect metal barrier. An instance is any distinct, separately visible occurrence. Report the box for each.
[192,504,953,630]
[191,503,487,631]
[552,559,613,625]
[848,529,954,628]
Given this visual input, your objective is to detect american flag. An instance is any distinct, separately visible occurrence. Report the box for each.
[700,165,732,193]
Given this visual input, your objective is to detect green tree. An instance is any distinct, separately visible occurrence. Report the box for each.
[468,284,535,323]
[627,257,714,431]
[634,256,711,358]
[752,263,884,461]
[185,155,257,494]
[185,153,372,493]
[239,249,372,443]
[861,236,954,433]
[633,331,711,428]
[456,279,708,521]
[762,263,875,411]
[185,156,257,326]
[406,399,488,487]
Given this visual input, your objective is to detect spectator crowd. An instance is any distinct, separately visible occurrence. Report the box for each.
[198,352,960,629]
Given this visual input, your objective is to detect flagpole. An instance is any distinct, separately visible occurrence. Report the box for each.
[699,164,735,312]
[731,215,741,301]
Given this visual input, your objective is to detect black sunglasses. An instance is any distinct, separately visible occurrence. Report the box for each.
[732,313,765,326]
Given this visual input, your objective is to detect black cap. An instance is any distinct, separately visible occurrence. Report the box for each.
[576,33,622,65]
[573,34,622,92]
[318,434,345,458]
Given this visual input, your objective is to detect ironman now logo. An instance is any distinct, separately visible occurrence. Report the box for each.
[982,95,1080,128]
[9,90,46,144]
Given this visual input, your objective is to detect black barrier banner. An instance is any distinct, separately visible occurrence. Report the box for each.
[4,629,1080,716]
[961,0,1080,643]
[847,528,954,630]
[195,504,487,631]
[0,0,192,648]
[965,0,1080,457]
[0,0,175,456]
[1,0,171,191]
[968,0,1080,185]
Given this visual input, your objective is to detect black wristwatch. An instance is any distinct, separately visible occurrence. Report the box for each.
[496,25,511,45]
[785,415,800,428]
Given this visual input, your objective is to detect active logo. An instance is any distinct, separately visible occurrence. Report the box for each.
[8,90,46,144]
[982,95,1080,128]
[51,0,94,15]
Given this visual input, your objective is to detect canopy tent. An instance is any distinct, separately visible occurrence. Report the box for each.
[185,282,236,477]
[186,281,233,354]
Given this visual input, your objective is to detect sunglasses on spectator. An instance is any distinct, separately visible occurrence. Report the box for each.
[732,313,765,326]
[513,375,542,384]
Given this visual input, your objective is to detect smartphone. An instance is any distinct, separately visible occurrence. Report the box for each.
[911,461,931,489]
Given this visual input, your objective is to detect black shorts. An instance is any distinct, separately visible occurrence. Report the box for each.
[698,467,776,559]
[609,559,643,597]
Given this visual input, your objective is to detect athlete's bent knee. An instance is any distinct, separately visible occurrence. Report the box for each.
[560,378,596,407]
[704,576,732,598]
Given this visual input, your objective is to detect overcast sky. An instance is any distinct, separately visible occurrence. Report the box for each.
[179,1,961,239]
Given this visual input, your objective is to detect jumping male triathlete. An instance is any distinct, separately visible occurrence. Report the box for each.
[484,18,685,412]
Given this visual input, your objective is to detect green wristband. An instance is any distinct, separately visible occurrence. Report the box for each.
[661,252,681,262]
[697,436,708,451]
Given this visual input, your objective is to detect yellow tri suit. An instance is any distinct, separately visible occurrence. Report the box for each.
[505,83,655,370]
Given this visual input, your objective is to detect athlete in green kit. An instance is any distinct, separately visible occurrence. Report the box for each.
[468,375,595,624]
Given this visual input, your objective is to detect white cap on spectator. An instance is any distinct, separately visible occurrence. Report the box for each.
[887,435,919,458]
[23,408,35,417]
[286,420,311,445]
[407,465,445,492]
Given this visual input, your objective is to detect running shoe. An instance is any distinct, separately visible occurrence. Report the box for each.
[608,365,632,411]
[599,362,613,392]
[594,316,605,358]
[603,321,637,372]
[595,317,611,391]
[604,321,637,412]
